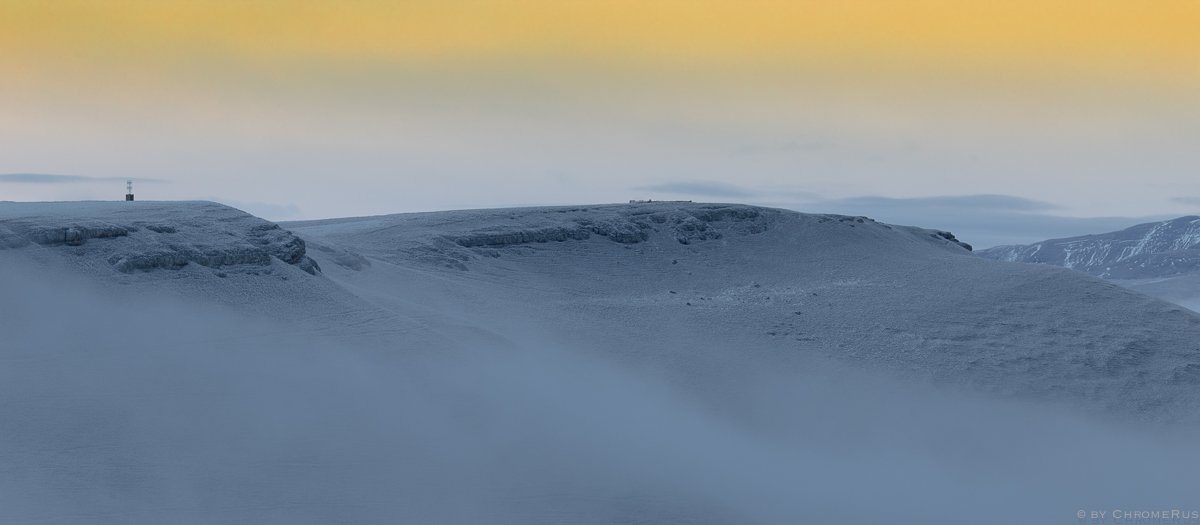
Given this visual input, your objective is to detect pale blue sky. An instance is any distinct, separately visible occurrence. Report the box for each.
[2,2,1198,248]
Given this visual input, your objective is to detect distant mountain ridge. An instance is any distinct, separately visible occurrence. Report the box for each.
[979,215,1200,279]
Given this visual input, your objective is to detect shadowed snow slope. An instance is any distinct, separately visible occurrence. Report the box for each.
[5,201,1200,524]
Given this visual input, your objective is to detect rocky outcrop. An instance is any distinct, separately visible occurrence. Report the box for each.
[931,230,972,251]
[452,225,595,247]
[0,201,321,275]
[8,222,132,246]
[447,204,772,248]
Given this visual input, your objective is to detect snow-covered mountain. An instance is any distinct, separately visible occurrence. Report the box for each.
[979,216,1200,310]
[4,201,1200,524]
[979,215,1200,278]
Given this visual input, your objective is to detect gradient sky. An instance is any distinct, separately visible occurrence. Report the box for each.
[1,1,1198,245]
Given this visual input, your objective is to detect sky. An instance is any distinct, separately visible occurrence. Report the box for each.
[1,0,1198,247]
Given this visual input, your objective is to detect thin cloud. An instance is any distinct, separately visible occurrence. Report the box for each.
[628,188,1098,247]
[209,197,304,221]
[636,181,757,198]
[1171,196,1200,207]
[730,139,831,157]
[775,194,1159,249]
[0,173,165,184]
[826,194,1060,212]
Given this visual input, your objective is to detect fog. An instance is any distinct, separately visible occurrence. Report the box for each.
[2,268,1197,524]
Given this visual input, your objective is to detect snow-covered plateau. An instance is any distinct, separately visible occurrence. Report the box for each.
[3,201,1199,524]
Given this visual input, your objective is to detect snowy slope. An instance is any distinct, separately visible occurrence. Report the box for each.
[5,200,1200,524]
[287,202,1200,421]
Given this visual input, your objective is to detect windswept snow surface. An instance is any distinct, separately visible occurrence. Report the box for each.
[3,201,1200,524]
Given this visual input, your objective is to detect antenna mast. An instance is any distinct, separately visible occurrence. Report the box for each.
[125,180,135,201]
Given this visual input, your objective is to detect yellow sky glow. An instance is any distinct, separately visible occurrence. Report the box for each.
[0,1,1197,224]
[2,0,1197,80]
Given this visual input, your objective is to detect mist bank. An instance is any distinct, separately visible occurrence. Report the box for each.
[2,267,1197,524]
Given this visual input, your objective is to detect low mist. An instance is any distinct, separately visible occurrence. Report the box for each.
[2,268,1197,524]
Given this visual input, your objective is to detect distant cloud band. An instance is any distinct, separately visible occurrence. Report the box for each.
[635,181,757,198]
[0,173,165,184]
[822,194,1060,212]
[631,180,1158,248]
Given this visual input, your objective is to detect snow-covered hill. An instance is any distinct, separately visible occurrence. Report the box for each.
[286,202,1200,421]
[5,201,1200,524]
[979,215,1200,310]
[0,201,477,350]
